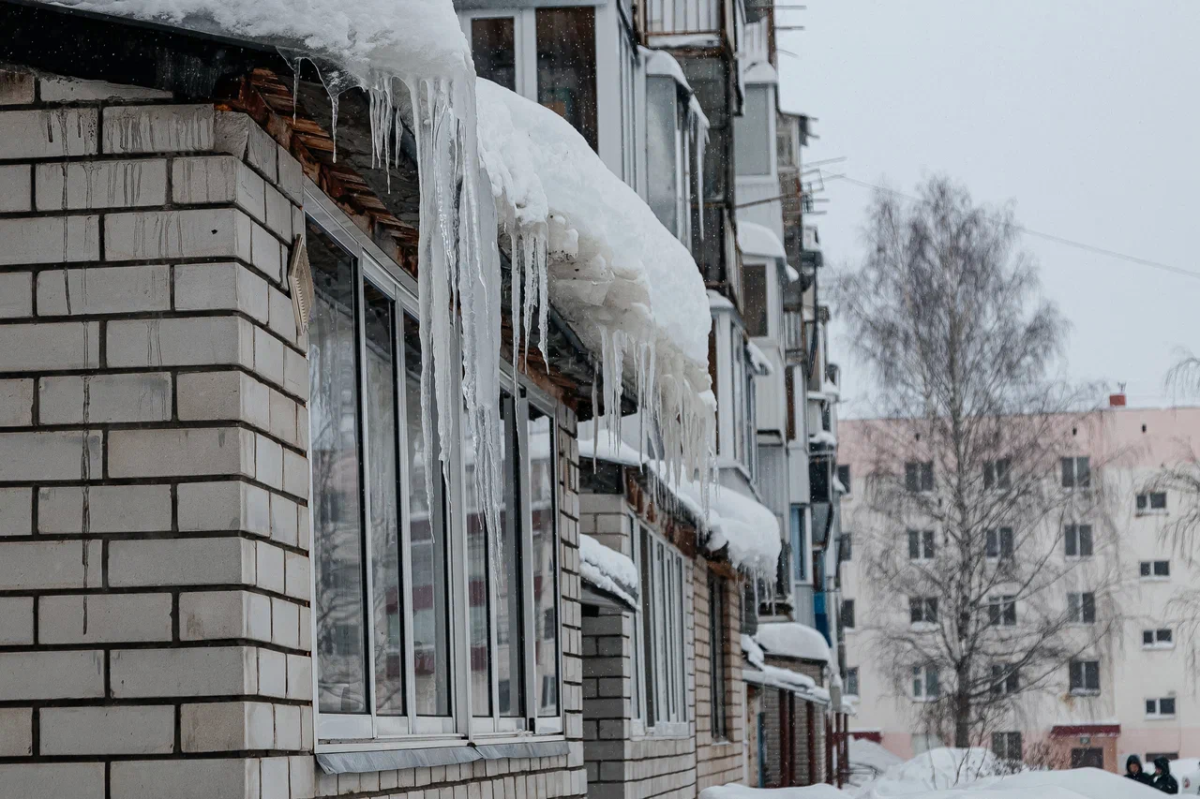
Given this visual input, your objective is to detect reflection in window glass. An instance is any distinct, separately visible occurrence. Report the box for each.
[364,283,404,716]
[646,76,680,235]
[497,397,525,717]
[536,7,598,152]
[406,315,451,716]
[464,406,493,718]
[472,17,517,92]
[309,223,368,715]
[734,86,772,176]
[529,408,560,716]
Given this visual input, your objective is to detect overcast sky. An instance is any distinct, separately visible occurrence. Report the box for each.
[777,1,1200,417]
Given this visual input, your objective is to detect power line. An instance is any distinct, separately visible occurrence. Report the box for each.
[826,174,1200,283]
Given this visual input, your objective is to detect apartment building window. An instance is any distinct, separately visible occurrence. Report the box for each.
[306,211,561,742]
[837,464,852,495]
[790,506,806,581]
[846,667,859,696]
[733,85,772,176]
[908,529,935,561]
[646,75,689,240]
[912,665,940,700]
[742,264,769,337]
[709,572,728,741]
[840,533,853,562]
[905,461,934,492]
[1147,751,1180,763]
[985,527,1014,560]
[640,526,688,732]
[1064,524,1093,558]
[471,17,518,91]
[1068,659,1100,695]
[536,8,598,151]
[1136,492,1167,514]
[842,599,856,630]
[991,664,1019,696]
[910,597,938,625]
[1143,628,1173,648]
[992,732,1023,763]
[983,458,1011,490]
[1061,456,1090,489]
[988,596,1017,626]
[1067,592,1096,624]
[1146,697,1177,719]
[1140,560,1170,579]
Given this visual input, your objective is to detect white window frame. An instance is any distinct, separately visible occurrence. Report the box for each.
[1061,456,1091,489]
[909,596,937,626]
[907,529,935,562]
[1142,628,1174,649]
[1068,659,1100,696]
[985,527,1014,561]
[912,664,940,701]
[990,664,1019,696]
[845,666,859,697]
[1146,697,1177,719]
[459,9,537,99]
[1064,523,1093,559]
[1066,592,1096,625]
[1139,560,1171,581]
[305,187,563,751]
[1136,491,1168,515]
[635,524,690,738]
[733,83,776,180]
[987,595,1017,627]
[983,458,1011,491]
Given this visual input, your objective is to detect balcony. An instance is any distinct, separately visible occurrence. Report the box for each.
[639,0,741,49]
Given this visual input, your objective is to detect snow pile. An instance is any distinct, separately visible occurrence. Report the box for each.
[810,430,837,447]
[858,759,1160,799]
[579,534,639,607]
[754,621,832,664]
[701,785,852,799]
[747,341,773,375]
[477,78,715,490]
[738,221,787,260]
[846,738,903,788]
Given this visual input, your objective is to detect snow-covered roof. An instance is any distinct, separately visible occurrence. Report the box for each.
[741,635,829,705]
[579,534,639,608]
[754,621,831,664]
[810,430,837,447]
[737,221,786,260]
[743,61,779,85]
[746,341,773,376]
[643,47,692,92]
[785,264,800,282]
[708,290,736,311]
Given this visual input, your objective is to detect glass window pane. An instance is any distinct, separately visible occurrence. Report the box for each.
[536,7,598,151]
[790,507,804,581]
[529,407,560,716]
[364,283,404,716]
[308,221,368,715]
[472,17,517,92]
[734,86,771,176]
[497,398,524,717]
[640,530,657,726]
[646,76,681,235]
[406,314,451,716]
[463,407,492,718]
[743,264,768,336]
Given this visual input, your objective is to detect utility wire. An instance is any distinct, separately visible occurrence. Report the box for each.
[827,174,1200,283]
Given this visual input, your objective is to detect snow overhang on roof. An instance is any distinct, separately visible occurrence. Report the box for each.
[737,221,786,261]
[742,61,778,85]
[579,534,639,611]
[740,635,829,705]
[753,621,832,664]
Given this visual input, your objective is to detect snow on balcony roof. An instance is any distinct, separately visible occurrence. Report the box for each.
[785,264,800,282]
[754,621,831,664]
[746,341,773,376]
[740,634,829,705]
[737,221,786,260]
[643,46,692,92]
[579,534,639,608]
[477,78,714,481]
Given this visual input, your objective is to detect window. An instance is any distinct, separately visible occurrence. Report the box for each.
[306,211,561,742]
[790,506,806,581]
[535,7,598,151]
[742,264,769,337]
[1070,748,1103,769]
[984,459,1011,490]
[1143,628,1174,648]
[839,534,853,562]
[1139,560,1170,579]
[640,527,688,731]
[733,85,772,176]
[842,599,856,630]
[1136,492,1168,514]
[471,17,517,91]
[985,527,1014,560]
[992,732,1022,763]
[1061,456,1090,489]
[912,665,940,700]
[837,464,852,495]
[988,596,1017,626]
[1068,659,1100,695]
[910,597,938,625]
[645,75,689,240]
[905,461,934,492]
[908,529,935,561]
[845,667,859,697]
[1064,524,1093,558]
[1147,752,1180,763]
[1067,592,1096,624]
[991,664,1019,696]
[1146,697,1177,718]
[709,573,728,741]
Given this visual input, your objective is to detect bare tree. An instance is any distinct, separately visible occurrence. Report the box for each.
[836,177,1119,751]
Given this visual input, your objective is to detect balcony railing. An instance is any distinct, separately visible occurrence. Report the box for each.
[640,0,739,49]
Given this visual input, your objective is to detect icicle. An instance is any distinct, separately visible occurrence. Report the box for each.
[311,59,361,163]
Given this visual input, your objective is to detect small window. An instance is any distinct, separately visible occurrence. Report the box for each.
[1069,659,1100,695]
[1064,524,1093,558]
[837,464,852,495]
[1061,456,1091,489]
[986,528,1014,560]
[1140,560,1170,579]
[992,731,1023,763]
[991,665,1019,696]
[1146,697,1177,718]
[790,506,806,582]
[1136,492,1167,514]
[988,595,1017,626]
[908,529,935,561]
[733,85,772,176]
[910,597,938,625]
[839,534,853,562]
[984,459,1011,490]
[1142,628,1173,648]
[842,599,856,630]
[912,664,940,700]
[846,667,859,697]
[640,528,687,730]
[1067,592,1096,624]
[742,264,769,337]
[708,572,728,740]
[906,461,934,492]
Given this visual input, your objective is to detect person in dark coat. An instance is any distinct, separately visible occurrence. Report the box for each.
[1153,756,1179,794]
[1126,754,1154,786]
